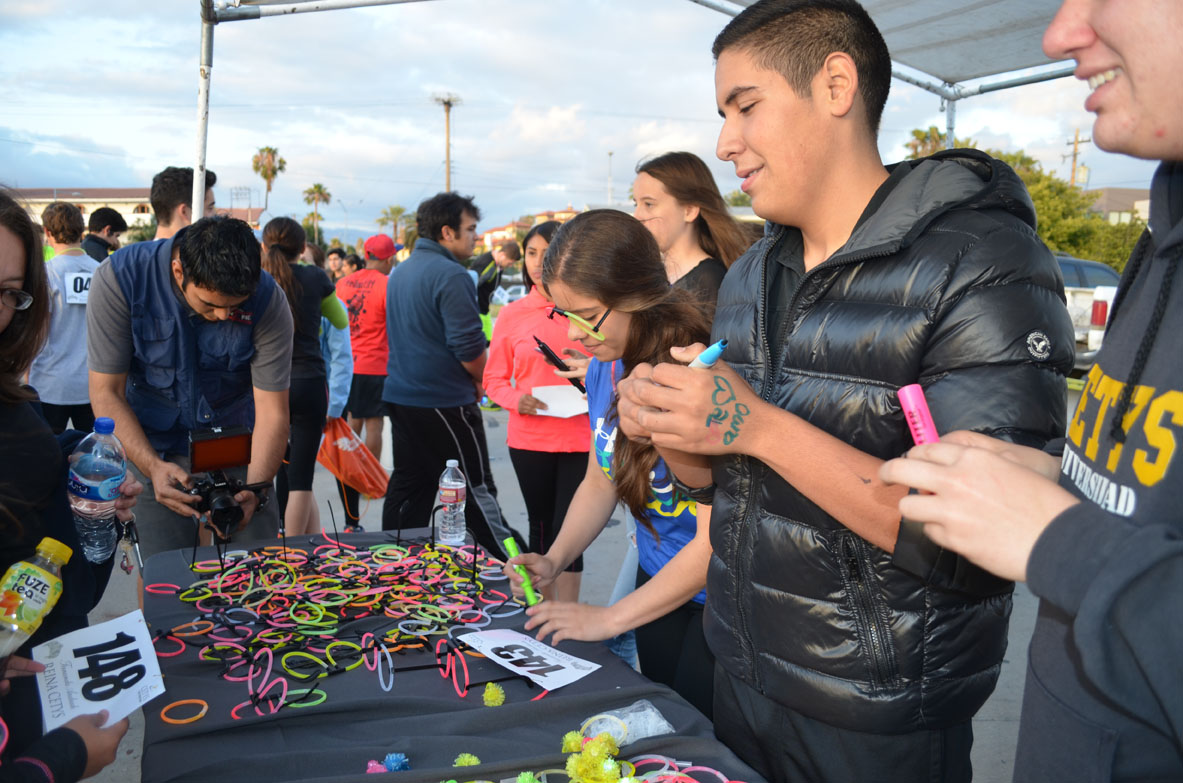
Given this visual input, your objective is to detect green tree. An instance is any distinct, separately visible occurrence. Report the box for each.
[724,189,751,207]
[251,146,287,212]
[992,149,1142,271]
[300,213,326,251]
[376,205,406,241]
[903,126,977,159]
[125,217,157,244]
[302,183,331,245]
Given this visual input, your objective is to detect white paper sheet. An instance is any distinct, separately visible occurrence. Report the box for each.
[460,628,600,690]
[530,384,588,418]
[34,610,165,730]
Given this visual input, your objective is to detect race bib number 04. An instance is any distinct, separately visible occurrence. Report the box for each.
[63,271,93,305]
[34,610,165,731]
[461,628,600,690]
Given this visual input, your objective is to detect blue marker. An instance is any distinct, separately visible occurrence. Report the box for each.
[688,339,728,369]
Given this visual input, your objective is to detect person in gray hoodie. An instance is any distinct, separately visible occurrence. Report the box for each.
[616,2,1074,781]
[881,1,1183,781]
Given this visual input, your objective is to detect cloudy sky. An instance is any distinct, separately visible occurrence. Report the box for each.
[0,0,1159,240]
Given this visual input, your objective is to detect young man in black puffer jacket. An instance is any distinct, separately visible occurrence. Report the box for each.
[617,2,1074,781]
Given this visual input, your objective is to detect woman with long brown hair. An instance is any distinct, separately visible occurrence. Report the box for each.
[633,150,751,303]
[504,209,717,717]
[260,217,347,535]
[0,188,138,771]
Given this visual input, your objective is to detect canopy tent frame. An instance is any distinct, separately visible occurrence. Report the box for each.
[192,0,1074,218]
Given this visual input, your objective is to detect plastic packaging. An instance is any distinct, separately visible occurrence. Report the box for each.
[580,698,675,746]
[437,460,467,546]
[67,417,126,563]
[0,537,72,657]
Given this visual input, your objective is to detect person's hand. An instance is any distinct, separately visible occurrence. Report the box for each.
[147,460,199,518]
[938,430,1062,481]
[502,553,561,595]
[879,441,1080,582]
[625,344,762,455]
[63,710,130,779]
[524,601,620,645]
[517,394,549,416]
[616,362,655,441]
[554,349,589,383]
[471,377,484,403]
[230,490,261,534]
[113,477,143,523]
[0,655,45,696]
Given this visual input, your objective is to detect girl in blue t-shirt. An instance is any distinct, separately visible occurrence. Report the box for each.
[505,209,716,716]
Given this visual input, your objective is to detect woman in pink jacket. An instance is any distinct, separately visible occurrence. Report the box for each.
[483,221,590,602]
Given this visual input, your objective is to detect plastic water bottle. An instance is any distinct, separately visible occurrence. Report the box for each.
[437,460,467,546]
[67,417,127,563]
[0,537,72,657]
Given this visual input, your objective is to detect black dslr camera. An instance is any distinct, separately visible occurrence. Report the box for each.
[186,427,272,540]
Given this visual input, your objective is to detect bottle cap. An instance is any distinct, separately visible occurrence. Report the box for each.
[94,417,115,435]
[445,459,459,468]
[35,537,73,565]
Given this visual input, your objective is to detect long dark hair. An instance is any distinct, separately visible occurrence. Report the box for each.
[0,189,49,405]
[521,220,561,291]
[261,216,304,326]
[543,210,711,529]
[636,151,750,267]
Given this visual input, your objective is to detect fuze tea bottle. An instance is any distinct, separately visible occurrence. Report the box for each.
[0,537,72,657]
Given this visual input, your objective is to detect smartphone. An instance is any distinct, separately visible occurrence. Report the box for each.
[534,336,585,394]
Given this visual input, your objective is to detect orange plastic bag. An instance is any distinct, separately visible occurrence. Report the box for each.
[317,417,388,498]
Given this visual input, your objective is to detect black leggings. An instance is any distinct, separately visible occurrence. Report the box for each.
[634,565,715,718]
[277,377,328,518]
[507,448,586,572]
[39,402,94,435]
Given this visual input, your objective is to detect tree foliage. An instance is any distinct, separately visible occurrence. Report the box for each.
[724,189,751,207]
[901,128,1142,271]
[903,126,977,159]
[302,183,331,245]
[376,205,407,240]
[251,146,287,212]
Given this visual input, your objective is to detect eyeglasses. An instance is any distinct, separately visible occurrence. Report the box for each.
[547,305,609,341]
[0,289,32,312]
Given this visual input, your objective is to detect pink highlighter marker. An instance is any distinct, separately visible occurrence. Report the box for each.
[898,384,939,445]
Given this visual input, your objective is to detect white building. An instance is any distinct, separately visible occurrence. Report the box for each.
[13,187,153,230]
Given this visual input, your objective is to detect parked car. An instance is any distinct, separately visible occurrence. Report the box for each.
[503,285,526,303]
[1056,253,1120,374]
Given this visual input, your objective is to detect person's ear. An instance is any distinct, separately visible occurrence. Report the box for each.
[176,203,192,227]
[682,204,701,225]
[820,51,859,118]
[170,258,185,289]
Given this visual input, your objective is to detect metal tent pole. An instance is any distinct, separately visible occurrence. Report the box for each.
[193,0,216,221]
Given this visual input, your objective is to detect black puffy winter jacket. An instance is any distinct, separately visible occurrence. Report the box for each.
[705,150,1075,733]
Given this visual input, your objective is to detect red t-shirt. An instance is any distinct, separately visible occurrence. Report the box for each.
[336,268,388,375]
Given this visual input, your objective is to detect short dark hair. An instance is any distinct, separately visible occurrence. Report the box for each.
[177,216,260,298]
[0,189,50,405]
[88,207,128,234]
[712,0,891,136]
[151,166,217,225]
[41,202,85,245]
[496,240,521,261]
[326,247,346,260]
[416,192,481,243]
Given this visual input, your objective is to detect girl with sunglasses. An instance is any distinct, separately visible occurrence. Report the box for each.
[505,209,717,717]
[482,221,591,603]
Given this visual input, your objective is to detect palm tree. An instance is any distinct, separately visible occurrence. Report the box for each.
[251,146,286,212]
[376,205,406,242]
[302,183,331,245]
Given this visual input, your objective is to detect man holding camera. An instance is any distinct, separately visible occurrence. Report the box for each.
[88,215,294,558]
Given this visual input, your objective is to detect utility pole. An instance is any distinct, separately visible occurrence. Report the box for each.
[433,93,461,191]
[1066,128,1091,187]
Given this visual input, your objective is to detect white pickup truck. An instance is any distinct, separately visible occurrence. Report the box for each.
[1057,254,1120,375]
